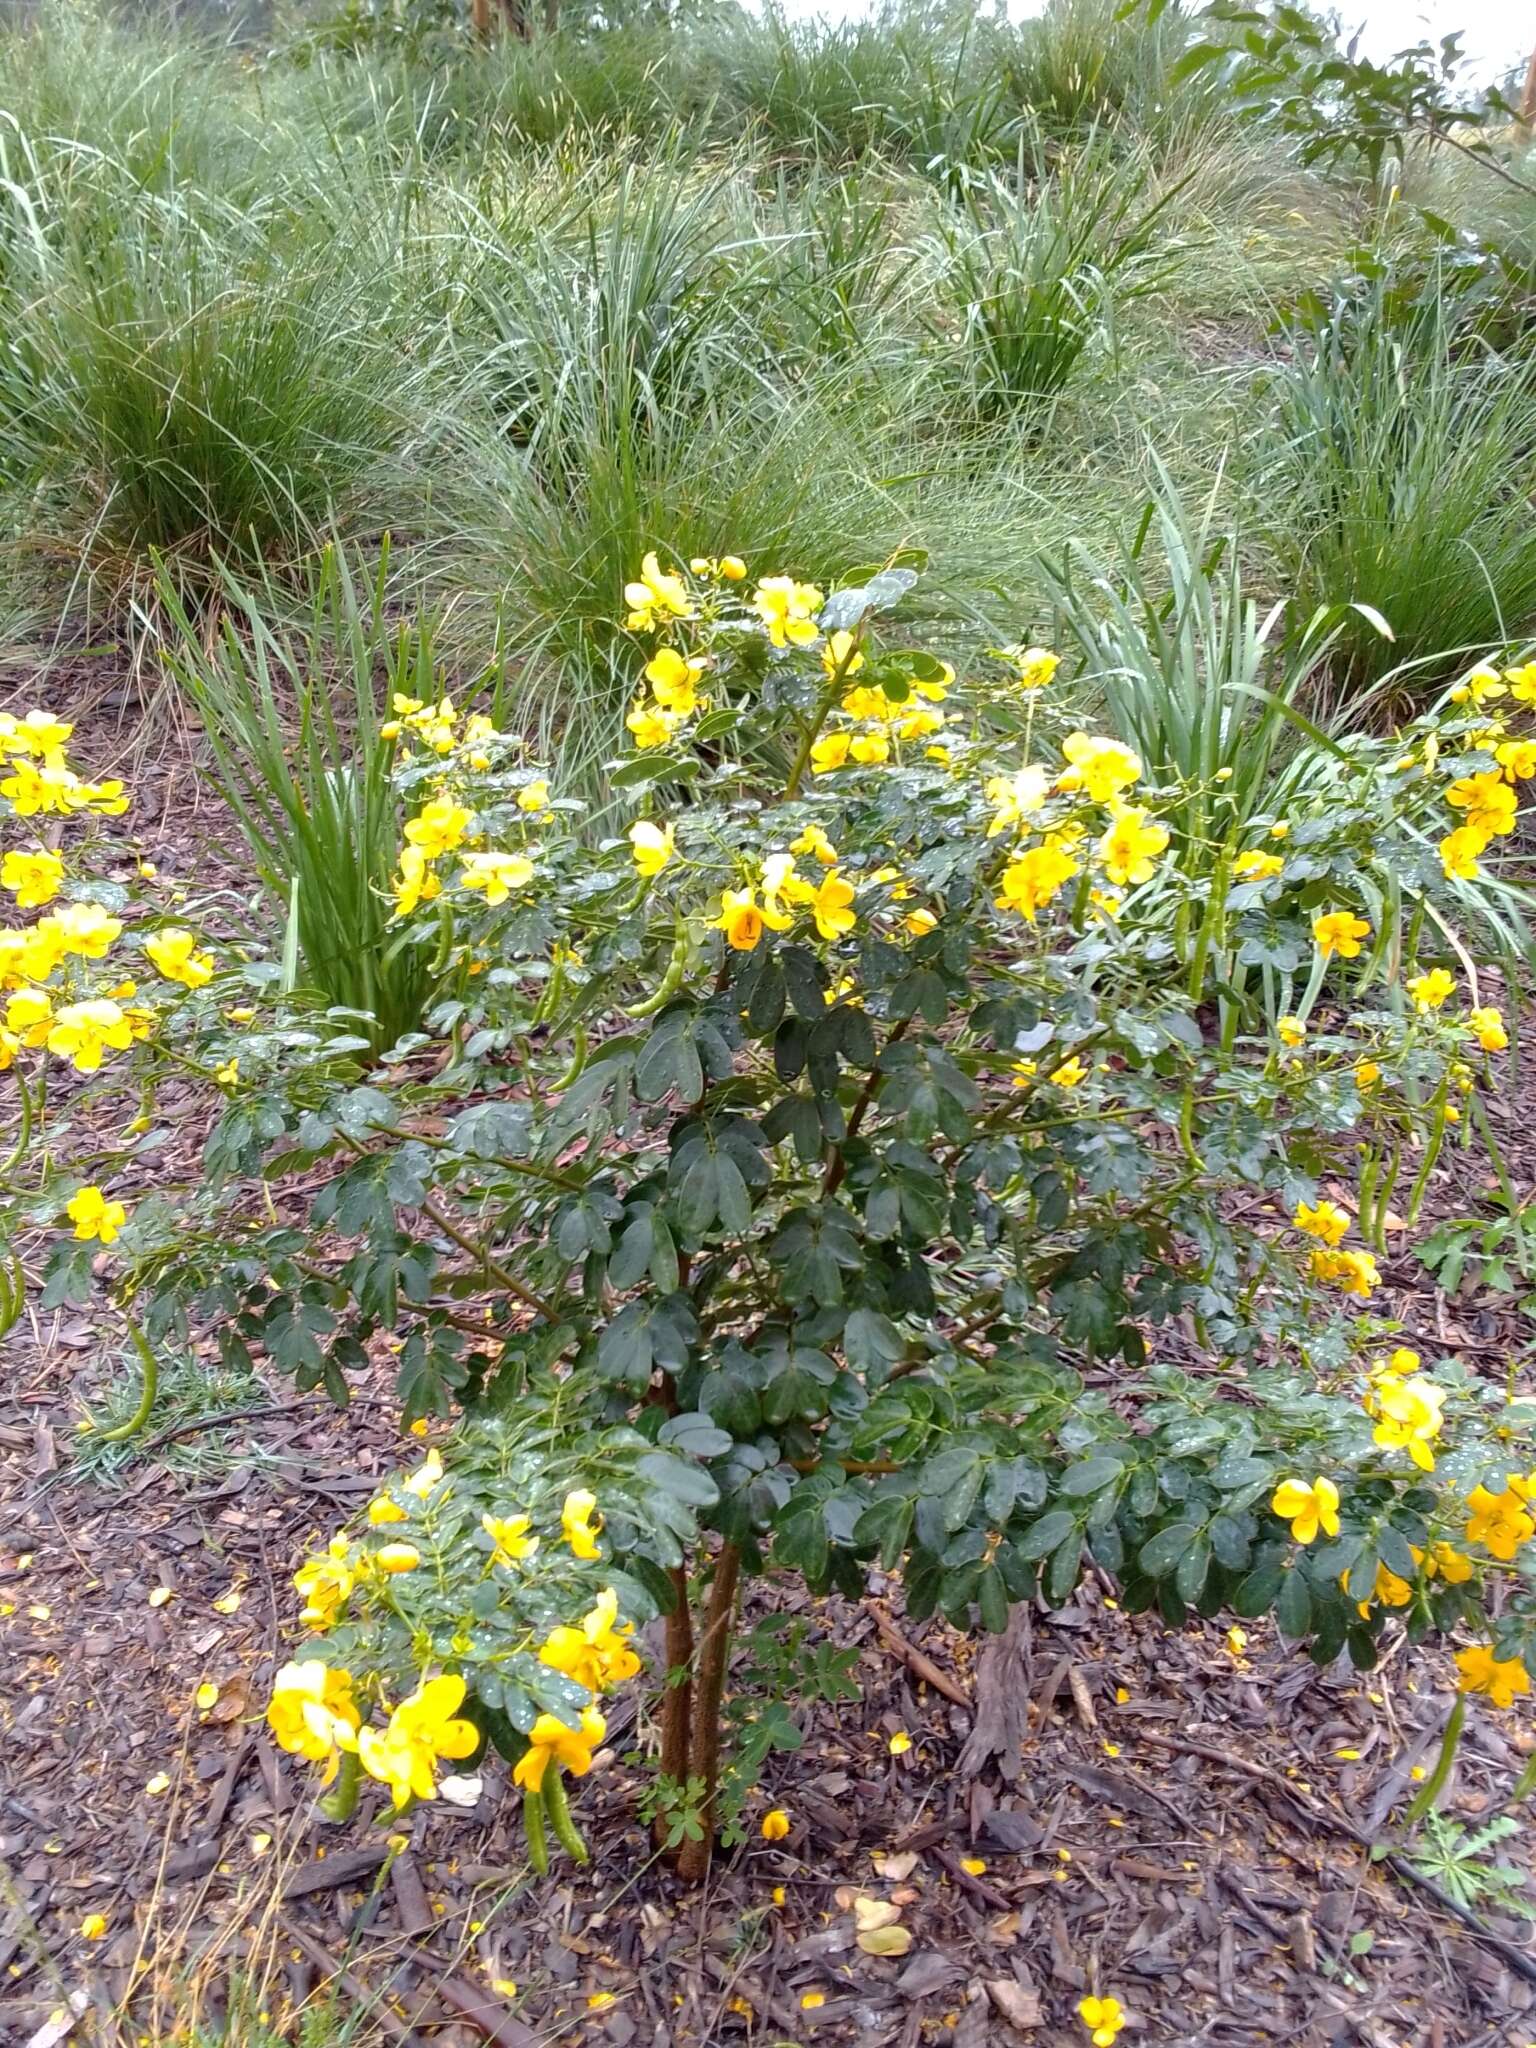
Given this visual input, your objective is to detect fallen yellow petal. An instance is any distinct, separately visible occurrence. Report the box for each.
[195,1682,220,1711]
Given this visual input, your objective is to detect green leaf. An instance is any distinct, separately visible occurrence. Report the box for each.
[1275,1569,1313,1640]
[1138,1522,1200,1577]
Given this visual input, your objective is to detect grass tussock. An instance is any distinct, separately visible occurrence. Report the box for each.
[0,0,1530,788]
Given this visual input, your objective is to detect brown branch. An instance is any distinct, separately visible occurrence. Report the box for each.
[675,1542,742,1880]
[863,1597,971,1709]
[822,1015,911,1198]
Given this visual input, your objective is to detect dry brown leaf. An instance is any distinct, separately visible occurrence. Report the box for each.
[852,1898,903,1934]
[871,1849,919,1880]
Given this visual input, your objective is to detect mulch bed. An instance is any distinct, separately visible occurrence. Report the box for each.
[3,688,1536,2048]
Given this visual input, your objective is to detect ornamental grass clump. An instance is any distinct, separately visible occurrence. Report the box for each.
[4,550,1535,1876]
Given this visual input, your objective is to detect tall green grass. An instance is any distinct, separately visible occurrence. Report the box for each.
[1259,286,1536,695]
[155,541,469,1052]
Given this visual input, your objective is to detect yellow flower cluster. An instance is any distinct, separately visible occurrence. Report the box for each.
[0,716,217,1075]
[984,733,1165,924]
[1362,1348,1444,1472]
[1289,1193,1382,1299]
[809,652,950,771]
[272,1461,633,1813]
[1435,660,1536,879]
[0,710,127,817]
[391,746,543,918]
[712,852,859,952]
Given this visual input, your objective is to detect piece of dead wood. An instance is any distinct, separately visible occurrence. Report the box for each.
[984,1977,1043,2032]
[863,1599,970,1709]
[282,1845,393,1899]
[409,1956,539,2048]
[958,1605,1030,1781]
[932,1845,1014,1911]
[202,1735,255,1839]
[700,1951,804,2034]
[276,1914,425,2045]
[1065,1664,1097,1732]
[1137,1728,1536,1988]
[390,1852,435,1939]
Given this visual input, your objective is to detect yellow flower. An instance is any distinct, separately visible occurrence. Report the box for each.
[1233,848,1284,881]
[403,1449,445,1498]
[1446,770,1517,837]
[1369,1374,1444,1472]
[1312,910,1371,960]
[887,1731,912,1754]
[405,796,472,861]
[79,1913,108,1940]
[0,847,63,908]
[1407,967,1455,1012]
[821,630,864,679]
[1439,824,1488,881]
[66,1185,127,1245]
[214,1057,239,1087]
[809,732,851,774]
[1049,1056,1088,1089]
[1465,1484,1535,1560]
[511,1703,606,1792]
[849,732,890,766]
[996,838,1079,921]
[50,905,123,958]
[1505,661,1536,702]
[1293,1198,1349,1247]
[751,575,824,649]
[482,1511,539,1565]
[358,1674,479,1806]
[0,707,74,756]
[626,700,679,751]
[1455,1644,1531,1710]
[760,1808,791,1840]
[1078,1994,1126,2046]
[1276,1016,1306,1048]
[623,552,695,634]
[143,926,214,987]
[1010,1059,1037,1086]
[1449,662,1505,705]
[368,1496,407,1526]
[896,705,945,741]
[267,1661,360,1774]
[1002,645,1060,691]
[294,1536,355,1627]
[1414,1541,1474,1584]
[1055,733,1140,802]
[801,1991,826,2010]
[1469,1006,1508,1052]
[6,986,54,1046]
[561,1488,602,1560]
[1354,1059,1381,1090]
[1271,1476,1341,1545]
[458,851,536,906]
[1097,806,1168,889]
[1495,738,1536,782]
[714,887,766,951]
[539,1586,641,1693]
[393,845,440,917]
[1349,1561,1413,1617]
[645,646,708,715]
[1088,887,1121,918]
[47,999,133,1072]
[1309,1245,1379,1297]
[791,823,838,865]
[517,778,549,813]
[904,907,937,936]
[981,765,1053,842]
[376,1543,422,1574]
[810,869,857,941]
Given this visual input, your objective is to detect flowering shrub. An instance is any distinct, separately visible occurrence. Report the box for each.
[4,564,1535,1873]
